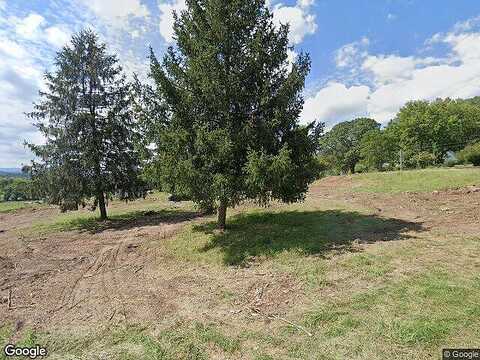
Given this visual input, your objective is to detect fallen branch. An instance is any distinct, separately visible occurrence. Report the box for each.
[270,314,312,337]
[249,307,312,337]
[108,309,116,321]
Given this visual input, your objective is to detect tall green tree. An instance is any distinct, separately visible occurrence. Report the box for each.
[388,98,480,166]
[319,118,380,174]
[144,0,322,229]
[27,30,145,219]
[359,129,397,171]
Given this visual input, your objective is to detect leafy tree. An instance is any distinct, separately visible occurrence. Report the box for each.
[2,178,39,201]
[457,142,480,166]
[319,118,380,174]
[144,0,322,229]
[27,30,145,219]
[359,129,397,171]
[388,98,480,166]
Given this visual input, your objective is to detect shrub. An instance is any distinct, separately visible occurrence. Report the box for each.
[457,142,480,166]
[444,159,459,167]
[411,151,436,169]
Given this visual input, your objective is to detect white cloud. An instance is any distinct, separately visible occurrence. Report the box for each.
[0,38,28,58]
[0,35,45,167]
[82,0,149,24]
[45,26,71,48]
[302,19,480,126]
[272,0,317,45]
[335,37,369,68]
[361,55,439,85]
[301,82,370,126]
[15,13,45,40]
[158,0,186,43]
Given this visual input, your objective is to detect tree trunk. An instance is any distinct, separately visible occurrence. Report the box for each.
[98,191,107,220]
[217,200,227,230]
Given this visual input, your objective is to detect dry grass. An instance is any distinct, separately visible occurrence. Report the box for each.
[1,169,480,359]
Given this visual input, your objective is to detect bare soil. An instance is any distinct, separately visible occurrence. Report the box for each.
[1,179,479,335]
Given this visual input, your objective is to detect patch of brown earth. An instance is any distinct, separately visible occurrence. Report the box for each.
[311,179,480,237]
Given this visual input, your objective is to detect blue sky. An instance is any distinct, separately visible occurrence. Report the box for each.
[1,0,480,167]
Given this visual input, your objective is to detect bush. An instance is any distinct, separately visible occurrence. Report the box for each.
[355,162,369,173]
[2,178,39,201]
[411,151,436,169]
[457,142,480,166]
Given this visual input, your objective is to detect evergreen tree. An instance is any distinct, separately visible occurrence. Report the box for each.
[145,0,322,229]
[27,30,145,219]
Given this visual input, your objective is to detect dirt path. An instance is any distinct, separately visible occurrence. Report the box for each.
[1,181,479,334]
[0,208,301,334]
[0,208,195,330]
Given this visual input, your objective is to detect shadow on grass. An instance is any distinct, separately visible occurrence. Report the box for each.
[58,209,201,234]
[194,210,425,266]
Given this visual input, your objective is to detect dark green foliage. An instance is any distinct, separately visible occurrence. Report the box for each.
[1,178,39,201]
[387,98,480,167]
[319,118,380,174]
[457,142,480,166]
[142,0,322,228]
[359,129,397,171]
[26,30,145,219]
[411,151,436,169]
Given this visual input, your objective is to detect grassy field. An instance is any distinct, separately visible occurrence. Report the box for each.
[1,168,480,359]
[350,167,480,193]
[0,201,42,214]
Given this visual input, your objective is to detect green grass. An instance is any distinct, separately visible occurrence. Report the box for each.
[0,322,241,360]
[25,192,197,235]
[167,209,421,266]
[297,270,480,358]
[29,208,198,234]
[0,201,41,213]
[3,170,480,359]
[350,167,480,193]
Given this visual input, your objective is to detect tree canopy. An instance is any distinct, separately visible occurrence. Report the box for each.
[319,118,380,174]
[385,98,480,167]
[27,30,145,219]
[140,0,322,229]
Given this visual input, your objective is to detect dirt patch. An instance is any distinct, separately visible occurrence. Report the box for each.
[0,209,196,331]
[312,179,480,237]
[1,180,479,335]
[0,207,302,335]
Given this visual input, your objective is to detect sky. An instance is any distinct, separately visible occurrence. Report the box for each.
[1,0,480,167]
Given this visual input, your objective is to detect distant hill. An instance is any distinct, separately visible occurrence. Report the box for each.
[0,168,26,177]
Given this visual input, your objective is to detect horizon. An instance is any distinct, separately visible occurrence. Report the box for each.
[1,0,480,167]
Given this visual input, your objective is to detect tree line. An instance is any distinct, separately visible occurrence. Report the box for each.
[0,176,39,202]
[318,97,480,174]
[26,1,322,229]
[24,0,480,228]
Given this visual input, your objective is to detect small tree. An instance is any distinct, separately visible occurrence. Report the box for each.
[27,30,145,219]
[319,118,380,174]
[145,0,322,229]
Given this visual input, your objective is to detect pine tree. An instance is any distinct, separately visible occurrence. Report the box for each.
[27,30,145,219]
[145,0,322,229]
